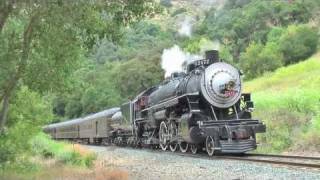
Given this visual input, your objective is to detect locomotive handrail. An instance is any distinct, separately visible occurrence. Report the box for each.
[141,92,199,112]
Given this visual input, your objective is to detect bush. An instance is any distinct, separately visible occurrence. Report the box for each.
[253,89,319,153]
[278,25,318,65]
[240,42,283,79]
[0,87,53,167]
[245,56,320,153]
[31,133,96,167]
[267,27,285,43]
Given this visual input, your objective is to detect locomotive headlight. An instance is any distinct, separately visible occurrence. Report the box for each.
[200,62,242,108]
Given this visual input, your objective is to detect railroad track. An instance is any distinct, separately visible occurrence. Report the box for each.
[171,151,320,169]
[216,153,320,169]
[143,147,320,169]
[85,144,320,169]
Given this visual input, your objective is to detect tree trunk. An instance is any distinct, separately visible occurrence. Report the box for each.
[0,0,14,32]
[0,93,10,132]
[0,10,38,130]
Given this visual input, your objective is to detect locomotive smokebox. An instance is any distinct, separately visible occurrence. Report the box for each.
[205,50,219,63]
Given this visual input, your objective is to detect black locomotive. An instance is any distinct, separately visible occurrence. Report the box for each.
[44,50,266,156]
[122,50,265,155]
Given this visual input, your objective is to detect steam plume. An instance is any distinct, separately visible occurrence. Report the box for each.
[161,45,202,77]
[178,17,192,37]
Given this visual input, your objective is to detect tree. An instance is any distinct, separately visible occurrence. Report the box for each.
[0,0,158,131]
[278,25,318,65]
[0,86,53,163]
[198,0,316,63]
[113,58,164,100]
[240,42,283,79]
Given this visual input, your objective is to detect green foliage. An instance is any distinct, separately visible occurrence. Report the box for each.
[24,16,84,93]
[198,0,316,62]
[240,24,318,79]
[267,27,285,43]
[0,0,159,174]
[0,87,53,166]
[57,20,172,118]
[245,55,320,153]
[0,0,160,117]
[89,21,173,64]
[278,25,318,65]
[245,55,320,92]
[31,133,96,167]
[219,45,234,64]
[91,40,120,64]
[113,59,164,99]
[183,37,202,53]
[240,42,283,79]
[254,89,319,153]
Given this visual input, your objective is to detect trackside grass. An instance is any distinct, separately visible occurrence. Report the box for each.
[30,133,96,167]
[245,54,320,153]
[0,133,97,179]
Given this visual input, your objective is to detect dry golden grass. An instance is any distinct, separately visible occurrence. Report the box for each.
[32,145,129,180]
[34,164,128,180]
[94,165,129,180]
[64,143,93,157]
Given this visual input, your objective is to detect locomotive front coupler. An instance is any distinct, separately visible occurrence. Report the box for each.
[198,119,266,141]
[197,119,266,153]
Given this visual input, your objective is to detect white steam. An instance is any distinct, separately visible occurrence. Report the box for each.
[178,17,192,37]
[161,45,202,77]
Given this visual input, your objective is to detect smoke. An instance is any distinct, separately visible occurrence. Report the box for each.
[161,45,202,77]
[161,39,221,77]
[178,17,192,37]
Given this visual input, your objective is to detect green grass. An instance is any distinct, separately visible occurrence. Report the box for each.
[245,53,320,92]
[0,133,96,179]
[31,133,96,167]
[245,53,320,153]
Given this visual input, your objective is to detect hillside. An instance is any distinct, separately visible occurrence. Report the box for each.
[245,53,320,153]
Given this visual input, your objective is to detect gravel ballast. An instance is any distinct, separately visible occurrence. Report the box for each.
[85,145,320,180]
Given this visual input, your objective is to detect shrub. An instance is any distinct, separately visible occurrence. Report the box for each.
[252,88,320,153]
[240,42,283,79]
[0,87,53,167]
[278,25,318,65]
[245,57,320,152]
[30,133,96,168]
[267,27,285,43]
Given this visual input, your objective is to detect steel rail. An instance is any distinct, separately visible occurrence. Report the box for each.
[245,153,320,160]
[214,155,320,169]
[84,144,320,169]
[172,152,320,169]
[142,147,320,169]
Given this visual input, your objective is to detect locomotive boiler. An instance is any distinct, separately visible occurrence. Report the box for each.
[121,50,266,155]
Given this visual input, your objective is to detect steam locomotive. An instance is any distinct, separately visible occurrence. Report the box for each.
[44,50,266,156]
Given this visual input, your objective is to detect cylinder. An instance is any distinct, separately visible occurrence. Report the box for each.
[153,110,167,120]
